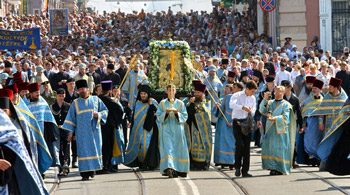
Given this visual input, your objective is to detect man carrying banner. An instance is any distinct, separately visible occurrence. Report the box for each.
[156,84,189,178]
[62,79,108,181]
[214,84,236,169]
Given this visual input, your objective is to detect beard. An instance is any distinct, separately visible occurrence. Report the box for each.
[195,96,203,102]
[79,91,89,99]
[209,75,215,80]
[30,95,39,102]
[141,99,148,103]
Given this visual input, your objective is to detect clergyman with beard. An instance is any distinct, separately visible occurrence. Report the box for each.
[62,79,109,181]
[24,82,60,175]
[185,82,212,170]
[219,71,236,98]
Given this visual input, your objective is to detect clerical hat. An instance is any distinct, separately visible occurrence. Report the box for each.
[28,82,40,93]
[194,83,207,93]
[209,65,216,72]
[0,89,13,102]
[101,80,113,91]
[107,63,115,70]
[1,73,9,80]
[329,77,342,88]
[138,84,151,94]
[0,97,10,109]
[312,79,324,90]
[240,71,249,79]
[13,72,23,84]
[18,82,29,92]
[76,79,88,89]
[192,80,203,86]
[4,83,18,94]
[253,70,264,82]
[305,76,316,84]
[228,71,235,78]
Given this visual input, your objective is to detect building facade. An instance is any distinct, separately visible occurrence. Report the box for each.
[259,0,350,55]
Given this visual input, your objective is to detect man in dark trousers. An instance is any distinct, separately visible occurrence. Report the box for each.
[98,81,123,173]
[50,88,71,176]
[281,80,303,168]
[229,80,258,177]
[64,78,79,168]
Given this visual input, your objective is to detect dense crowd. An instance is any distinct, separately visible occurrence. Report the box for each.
[0,6,349,194]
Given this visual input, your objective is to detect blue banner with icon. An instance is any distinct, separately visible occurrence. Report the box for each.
[0,28,41,50]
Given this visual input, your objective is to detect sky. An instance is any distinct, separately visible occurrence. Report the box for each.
[87,0,214,14]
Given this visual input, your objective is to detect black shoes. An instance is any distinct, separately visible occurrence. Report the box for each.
[82,177,89,181]
[166,169,174,178]
[242,173,252,177]
[269,170,283,175]
[235,169,241,177]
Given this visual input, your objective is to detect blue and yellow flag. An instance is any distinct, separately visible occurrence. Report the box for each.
[0,28,41,50]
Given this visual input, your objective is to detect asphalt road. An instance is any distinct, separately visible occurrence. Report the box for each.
[50,128,350,195]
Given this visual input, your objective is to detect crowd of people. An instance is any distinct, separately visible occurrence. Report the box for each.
[0,6,349,194]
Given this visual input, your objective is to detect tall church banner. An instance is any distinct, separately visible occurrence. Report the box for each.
[50,9,69,36]
[0,28,41,50]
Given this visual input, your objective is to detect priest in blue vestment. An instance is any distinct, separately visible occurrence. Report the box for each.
[122,64,148,108]
[317,99,350,175]
[297,79,324,165]
[0,88,52,175]
[156,84,189,178]
[124,84,159,170]
[185,82,212,170]
[24,82,60,170]
[312,77,347,134]
[204,65,223,123]
[62,79,108,181]
[0,106,48,195]
[259,86,296,175]
[214,84,236,169]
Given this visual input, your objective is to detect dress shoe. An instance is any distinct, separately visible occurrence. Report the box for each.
[242,172,252,177]
[229,165,234,170]
[166,169,174,178]
[72,162,78,168]
[235,169,241,177]
[82,177,89,181]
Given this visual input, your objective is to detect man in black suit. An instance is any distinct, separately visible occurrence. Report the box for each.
[50,64,70,91]
[64,78,79,168]
[116,57,128,83]
[336,61,350,96]
[281,80,303,168]
[104,64,121,86]
[50,88,71,175]
[43,61,53,80]
[95,60,107,79]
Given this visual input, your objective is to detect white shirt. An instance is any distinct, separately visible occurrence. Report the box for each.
[229,91,256,119]
[275,70,292,86]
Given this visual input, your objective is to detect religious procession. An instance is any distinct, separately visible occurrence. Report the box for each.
[0,0,349,194]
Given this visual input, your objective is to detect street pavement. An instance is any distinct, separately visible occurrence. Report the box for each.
[45,145,350,195]
[44,128,350,195]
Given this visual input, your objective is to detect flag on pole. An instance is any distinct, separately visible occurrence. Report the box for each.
[42,0,48,14]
